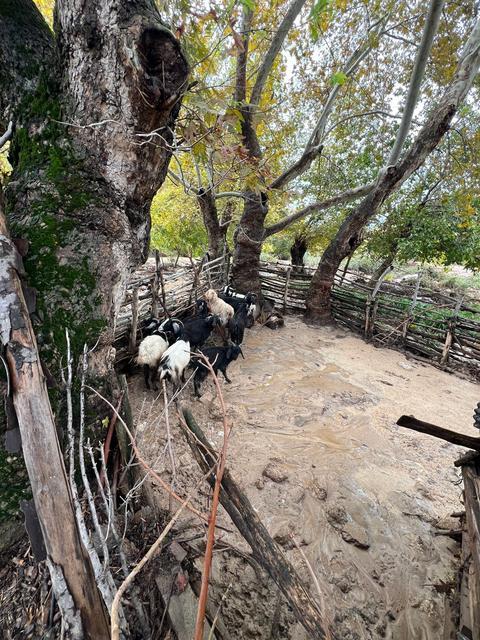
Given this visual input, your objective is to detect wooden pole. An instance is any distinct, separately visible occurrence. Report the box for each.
[397,415,480,450]
[441,297,463,366]
[129,287,139,354]
[460,463,480,639]
[365,264,390,338]
[151,250,160,317]
[283,266,292,314]
[402,270,422,343]
[0,195,109,639]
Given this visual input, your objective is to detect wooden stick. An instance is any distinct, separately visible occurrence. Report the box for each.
[397,415,480,450]
[128,287,139,354]
[181,409,330,639]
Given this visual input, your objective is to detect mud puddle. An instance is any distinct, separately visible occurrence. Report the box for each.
[129,318,479,639]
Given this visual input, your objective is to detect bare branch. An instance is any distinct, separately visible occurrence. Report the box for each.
[270,16,387,191]
[387,0,445,165]
[249,0,307,107]
[0,120,13,149]
[234,6,253,104]
[264,182,375,237]
[214,191,245,200]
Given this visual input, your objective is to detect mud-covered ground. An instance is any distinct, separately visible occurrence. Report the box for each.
[129,317,479,639]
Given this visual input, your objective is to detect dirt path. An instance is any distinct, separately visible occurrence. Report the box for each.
[129,318,479,639]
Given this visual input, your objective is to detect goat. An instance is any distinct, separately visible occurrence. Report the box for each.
[183,313,221,349]
[191,345,244,397]
[259,298,284,330]
[219,287,257,327]
[158,333,191,390]
[204,289,234,327]
[159,317,184,344]
[141,316,161,337]
[195,299,209,317]
[228,302,250,345]
[136,330,169,390]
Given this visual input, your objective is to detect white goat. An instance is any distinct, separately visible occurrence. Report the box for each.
[137,333,169,390]
[204,289,234,327]
[158,337,191,388]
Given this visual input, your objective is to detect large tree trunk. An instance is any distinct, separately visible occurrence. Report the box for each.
[1,0,188,377]
[305,15,480,322]
[231,190,267,293]
[197,188,226,259]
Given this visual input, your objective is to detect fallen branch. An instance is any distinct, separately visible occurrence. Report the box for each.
[396,415,480,451]
[180,409,330,639]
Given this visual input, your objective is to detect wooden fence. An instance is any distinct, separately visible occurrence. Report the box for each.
[258,261,480,379]
[114,252,228,364]
[115,256,480,378]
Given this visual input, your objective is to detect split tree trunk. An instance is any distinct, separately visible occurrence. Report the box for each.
[305,16,480,322]
[1,0,188,380]
[290,235,308,270]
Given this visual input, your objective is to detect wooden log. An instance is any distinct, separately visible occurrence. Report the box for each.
[0,198,109,638]
[181,409,330,640]
[460,463,480,638]
[397,415,480,450]
[128,287,139,354]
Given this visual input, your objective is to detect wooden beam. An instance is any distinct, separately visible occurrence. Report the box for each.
[397,415,480,451]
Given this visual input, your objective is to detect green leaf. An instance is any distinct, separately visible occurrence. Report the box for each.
[330,71,348,86]
[239,0,255,10]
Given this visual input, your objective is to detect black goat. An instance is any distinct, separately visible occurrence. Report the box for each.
[195,299,209,317]
[228,302,250,345]
[191,345,244,397]
[141,316,161,337]
[183,314,221,349]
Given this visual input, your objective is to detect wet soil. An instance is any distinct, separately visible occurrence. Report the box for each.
[129,317,479,639]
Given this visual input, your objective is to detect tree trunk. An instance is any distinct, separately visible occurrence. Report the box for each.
[197,188,226,259]
[1,0,188,377]
[370,254,395,287]
[0,189,109,639]
[231,190,267,293]
[290,235,308,270]
[305,15,480,322]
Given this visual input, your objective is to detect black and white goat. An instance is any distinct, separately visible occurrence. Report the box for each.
[183,313,221,349]
[159,317,184,344]
[136,330,169,390]
[191,345,244,397]
[158,332,191,390]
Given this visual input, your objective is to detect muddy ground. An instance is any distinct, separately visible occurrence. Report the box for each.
[129,317,479,640]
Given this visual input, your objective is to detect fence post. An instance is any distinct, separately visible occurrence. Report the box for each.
[283,266,292,314]
[151,250,160,317]
[440,297,463,366]
[402,271,422,344]
[365,264,390,338]
[129,287,139,354]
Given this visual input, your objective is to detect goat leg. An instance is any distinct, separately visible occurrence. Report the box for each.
[143,364,151,390]
[222,369,232,384]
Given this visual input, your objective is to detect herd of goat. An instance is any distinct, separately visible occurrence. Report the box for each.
[136,286,259,397]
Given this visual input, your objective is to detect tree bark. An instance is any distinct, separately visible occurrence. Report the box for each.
[1,0,188,377]
[290,234,308,270]
[0,189,109,639]
[231,191,267,293]
[197,188,227,259]
[305,15,480,321]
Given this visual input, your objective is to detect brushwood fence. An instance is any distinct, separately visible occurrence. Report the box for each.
[115,256,480,379]
[259,261,480,379]
[114,252,228,364]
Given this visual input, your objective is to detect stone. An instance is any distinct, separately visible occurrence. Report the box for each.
[340,522,370,550]
[262,461,289,483]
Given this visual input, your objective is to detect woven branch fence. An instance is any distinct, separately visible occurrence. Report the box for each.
[115,255,480,378]
[259,261,480,379]
[114,252,229,364]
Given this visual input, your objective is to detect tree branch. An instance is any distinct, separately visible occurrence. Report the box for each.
[264,182,374,237]
[270,15,387,191]
[249,0,307,107]
[234,6,253,105]
[0,120,13,149]
[387,0,445,165]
